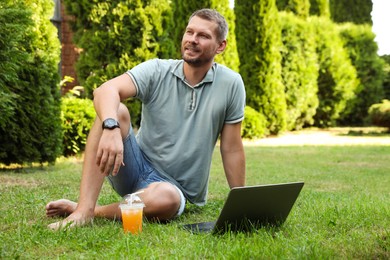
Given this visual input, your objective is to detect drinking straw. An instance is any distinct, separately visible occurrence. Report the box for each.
[127,190,144,206]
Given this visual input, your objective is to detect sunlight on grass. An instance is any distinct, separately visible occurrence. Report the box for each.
[1,144,389,258]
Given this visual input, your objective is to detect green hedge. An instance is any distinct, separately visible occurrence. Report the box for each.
[337,23,384,125]
[61,97,95,156]
[381,55,390,100]
[310,16,359,127]
[368,99,390,129]
[235,0,286,135]
[329,0,372,25]
[279,12,318,130]
[241,106,267,139]
[63,0,174,127]
[0,0,62,165]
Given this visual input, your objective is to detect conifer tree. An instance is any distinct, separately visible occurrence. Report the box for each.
[329,0,373,25]
[235,0,286,134]
[309,0,330,17]
[63,0,173,95]
[276,0,310,18]
[0,0,62,164]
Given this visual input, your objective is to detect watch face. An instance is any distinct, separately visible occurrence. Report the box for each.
[103,118,120,129]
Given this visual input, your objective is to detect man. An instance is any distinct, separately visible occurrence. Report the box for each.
[46,8,246,230]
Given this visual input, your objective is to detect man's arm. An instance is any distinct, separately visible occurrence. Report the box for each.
[93,73,136,175]
[93,73,136,121]
[220,122,246,188]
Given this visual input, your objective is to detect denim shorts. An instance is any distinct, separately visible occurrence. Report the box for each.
[106,126,186,216]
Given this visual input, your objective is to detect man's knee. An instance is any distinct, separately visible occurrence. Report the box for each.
[142,182,181,220]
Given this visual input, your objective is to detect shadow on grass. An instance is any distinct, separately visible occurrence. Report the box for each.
[338,129,390,137]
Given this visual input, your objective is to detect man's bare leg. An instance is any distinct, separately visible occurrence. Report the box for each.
[46,104,131,230]
[46,182,182,228]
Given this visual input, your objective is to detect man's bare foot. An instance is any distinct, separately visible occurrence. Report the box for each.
[47,211,93,231]
[46,199,77,218]
[46,199,93,230]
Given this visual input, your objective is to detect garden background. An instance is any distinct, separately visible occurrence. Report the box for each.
[0,0,389,258]
[1,0,390,164]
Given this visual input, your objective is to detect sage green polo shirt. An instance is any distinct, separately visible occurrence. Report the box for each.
[126,59,245,205]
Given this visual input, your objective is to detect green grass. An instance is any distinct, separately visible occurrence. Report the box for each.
[1,145,389,259]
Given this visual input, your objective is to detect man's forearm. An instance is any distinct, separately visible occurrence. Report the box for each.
[221,149,246,188]
[93,84,121,121]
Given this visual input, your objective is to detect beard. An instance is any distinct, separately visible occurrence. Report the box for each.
[181,44,213,67]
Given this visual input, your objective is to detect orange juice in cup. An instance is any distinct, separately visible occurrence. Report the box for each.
[119,203,144,234]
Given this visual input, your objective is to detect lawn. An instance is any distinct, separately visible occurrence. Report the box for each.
[0,144,389,259]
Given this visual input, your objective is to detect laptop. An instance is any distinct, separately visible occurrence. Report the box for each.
[182,181,304,234]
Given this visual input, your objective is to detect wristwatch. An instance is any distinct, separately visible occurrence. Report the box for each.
[102,118,120,130]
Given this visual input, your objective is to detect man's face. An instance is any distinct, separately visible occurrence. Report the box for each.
[181,16,224,67]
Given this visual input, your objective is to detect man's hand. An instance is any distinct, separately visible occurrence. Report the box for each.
[96,128,124,176]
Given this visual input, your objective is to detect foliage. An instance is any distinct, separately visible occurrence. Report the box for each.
[63,0,174,126]
[235,0,286,134]
[276,0,310,18]
[64,0,173,93]
[0,4,30,129]
[0,0,62,165]
[171,0,240,72]
[279,12,318,130]
[337,23,384,125]
[368,99,390,129]
[241,106,268,139]
[329,0,373,25]
[61,97,96,156]
[309,0,330,17]
[310,16,359,127]
[381,55,390,99]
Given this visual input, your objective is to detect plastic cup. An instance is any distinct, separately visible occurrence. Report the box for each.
[119,203,145,234]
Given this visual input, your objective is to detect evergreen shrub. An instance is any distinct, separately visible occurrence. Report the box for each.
[310,16,359,127]
[329,0,372,25]
[337,23,384,125]
[279,12,318,130]
[63,0,173,127]
[381,55,390,99]
[61,97,95,156]
[0,0,62,165]
[235,0,286,134]
[241,106,267,139]
[368,100,390,129]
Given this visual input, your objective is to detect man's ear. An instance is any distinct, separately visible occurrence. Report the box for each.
[216,40,227,54]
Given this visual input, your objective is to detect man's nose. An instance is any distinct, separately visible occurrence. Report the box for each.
[189,34,198,43]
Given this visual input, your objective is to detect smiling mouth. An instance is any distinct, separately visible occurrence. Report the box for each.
[185,44,200,53]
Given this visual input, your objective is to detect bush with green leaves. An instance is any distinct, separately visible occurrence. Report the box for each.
[241,106,268,139]
[235,0,286,134]
[310,16,359,127]
[368,99,390,129]
[0,0,62,165]
[329,0,372,25]
[309,0,330,17]
[381,55,390,99]
[276,0,310,18]
[337,23,384,125]
[61,97,96,156]
[279,12,318,130]
[63,0,174,127]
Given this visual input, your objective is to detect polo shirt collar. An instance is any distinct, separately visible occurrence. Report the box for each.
[172,60,216,86]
